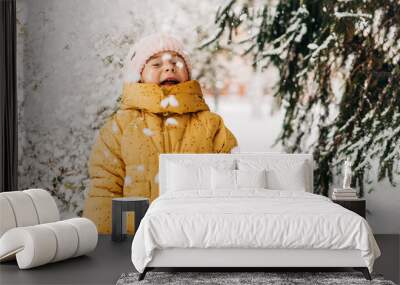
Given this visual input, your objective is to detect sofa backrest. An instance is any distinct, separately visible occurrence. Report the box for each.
[159,153,314,195]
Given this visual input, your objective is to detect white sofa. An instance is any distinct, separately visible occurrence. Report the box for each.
[0,189,98,269]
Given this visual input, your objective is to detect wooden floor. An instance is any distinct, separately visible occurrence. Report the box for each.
[0,235,398,285]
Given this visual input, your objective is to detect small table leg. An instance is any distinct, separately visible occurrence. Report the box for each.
[112,202,124,241]
[112,198,149,241]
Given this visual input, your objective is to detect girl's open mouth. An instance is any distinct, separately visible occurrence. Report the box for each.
[160,78,180,86]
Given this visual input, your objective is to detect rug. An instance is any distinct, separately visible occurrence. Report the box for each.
[116,271,396,285]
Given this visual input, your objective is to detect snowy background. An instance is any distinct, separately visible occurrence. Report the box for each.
[16,0,399,233]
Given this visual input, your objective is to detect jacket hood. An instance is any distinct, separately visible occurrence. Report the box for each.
[120,80,210,115]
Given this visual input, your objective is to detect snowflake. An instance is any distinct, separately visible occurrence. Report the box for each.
[124,176,132,187]
[334,12,372,19]
[143,128,154,136]
[160,97,169,108]
[136,164,145,172]
[160,95,179,108]
[112,122,119,133]
[176,60,184,69]
[165,117,178,126]
[169,96,179,107]
[307,43,319,50]
[161,53,172,62]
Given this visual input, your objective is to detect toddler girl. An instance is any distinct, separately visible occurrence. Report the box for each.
[83,33,238,233]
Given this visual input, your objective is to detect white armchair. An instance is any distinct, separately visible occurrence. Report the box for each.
[0,189,98,269]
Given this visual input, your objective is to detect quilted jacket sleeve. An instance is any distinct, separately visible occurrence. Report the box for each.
[83,114,125,234]
[88,116,125,196]
[212,115,238,153]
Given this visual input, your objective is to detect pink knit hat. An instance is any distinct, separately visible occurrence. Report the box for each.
[124,33,192,83]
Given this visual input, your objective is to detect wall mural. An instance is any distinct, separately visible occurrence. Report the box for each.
[16,0,399,234]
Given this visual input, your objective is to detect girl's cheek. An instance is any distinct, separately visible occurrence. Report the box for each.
[149,71,159,83]
[179,68,189,81]
[141,68,159,83]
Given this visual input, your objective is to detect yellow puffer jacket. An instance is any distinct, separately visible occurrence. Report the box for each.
[83,80,238,233]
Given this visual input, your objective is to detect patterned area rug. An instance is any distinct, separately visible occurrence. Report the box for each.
[116,271,396,285]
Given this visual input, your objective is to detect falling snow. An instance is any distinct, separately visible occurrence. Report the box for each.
[160,97,169,108]
[176,60,184,69]
[143,128,154,136]
[136,164,145,172]
[161,53,172,61]
[112,122,119,133]
[307,43,318,50]
[334,12,372,19]
[124,176,132,187]
[165,117,178,126]
[160,95,179,108]
[168,95,179,107]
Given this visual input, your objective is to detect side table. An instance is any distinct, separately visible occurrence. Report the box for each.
[112,197,149,242]
[332,199,366,218]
